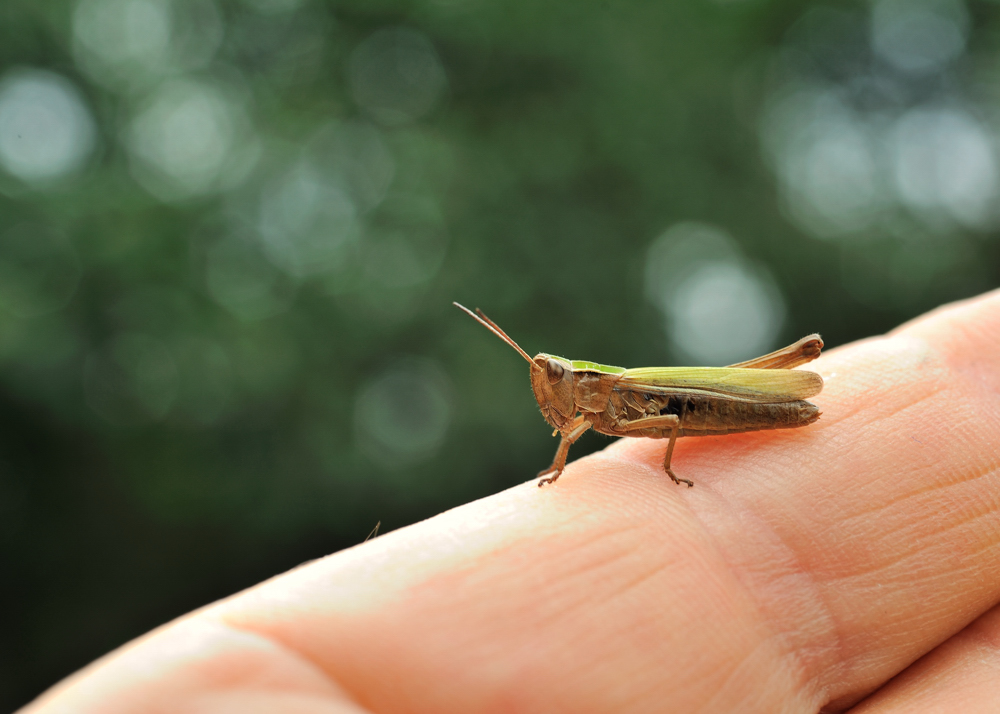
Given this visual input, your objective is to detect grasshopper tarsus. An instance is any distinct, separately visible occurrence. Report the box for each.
[537,470,561,487]
[665,467,694,488]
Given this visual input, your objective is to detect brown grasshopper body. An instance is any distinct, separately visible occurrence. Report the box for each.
[456,304,823,487]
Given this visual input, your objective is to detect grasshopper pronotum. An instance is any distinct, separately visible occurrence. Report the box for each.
[455,303,823,487]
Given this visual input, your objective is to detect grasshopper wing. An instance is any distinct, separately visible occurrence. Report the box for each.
[620,367,822,403]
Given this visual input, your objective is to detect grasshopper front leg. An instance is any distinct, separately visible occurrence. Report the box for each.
[537,415,592,487]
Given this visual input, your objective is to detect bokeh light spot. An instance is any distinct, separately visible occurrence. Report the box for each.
[871,0,968,74]
[206,230,296,321]
[668,262,786,366]
[362,194,448,290]
[169,337,232,426]
[645,223,785,365]
[761,89,885,238]
[73,0,224,88]
[239,0,304,14]
[348,27,448,126]
[73,0,172,72]
[258,162,361,277]
[126,78,259,201]
[0,69,96,184]
[308,121,395,213]
[84,334,180,425]
[354,358,452,468]
[891,107,998,228]
[644,221,742,306]
[0,224,81,318]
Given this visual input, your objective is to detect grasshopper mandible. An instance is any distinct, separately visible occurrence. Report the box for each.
[455,303,824,487]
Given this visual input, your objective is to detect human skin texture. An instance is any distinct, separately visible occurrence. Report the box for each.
[20,289,1000,714]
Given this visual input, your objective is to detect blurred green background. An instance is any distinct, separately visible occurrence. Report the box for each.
[3,0,1000,708]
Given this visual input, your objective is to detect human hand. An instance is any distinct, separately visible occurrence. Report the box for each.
[23,290,1000,713]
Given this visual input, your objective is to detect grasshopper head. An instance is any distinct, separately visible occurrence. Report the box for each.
[530,354,576,429]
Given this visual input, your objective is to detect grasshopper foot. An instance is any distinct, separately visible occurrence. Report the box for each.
[537,469,562,487]
[666,469,694,488]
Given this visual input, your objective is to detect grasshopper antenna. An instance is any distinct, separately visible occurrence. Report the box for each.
[453,302,540,371]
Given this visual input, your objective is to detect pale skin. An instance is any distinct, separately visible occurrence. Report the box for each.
[21,289,1000,714]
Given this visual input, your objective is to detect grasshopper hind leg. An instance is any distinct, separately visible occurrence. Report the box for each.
[537,416,591,487]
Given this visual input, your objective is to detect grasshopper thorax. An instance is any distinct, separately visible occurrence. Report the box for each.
[530,354,576,429]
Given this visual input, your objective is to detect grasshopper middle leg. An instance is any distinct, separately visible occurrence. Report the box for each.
[621,414,693,487]
[537,415,592,487]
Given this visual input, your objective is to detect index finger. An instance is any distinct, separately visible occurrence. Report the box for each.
[222,288,1000,712]
[25,290,1000,714]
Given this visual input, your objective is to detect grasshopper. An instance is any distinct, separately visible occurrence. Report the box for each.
[455,303,823,487]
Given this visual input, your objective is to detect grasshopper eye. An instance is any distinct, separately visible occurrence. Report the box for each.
[546,359,564,385]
